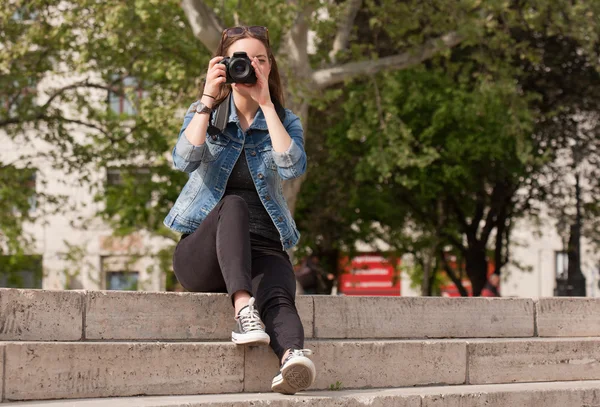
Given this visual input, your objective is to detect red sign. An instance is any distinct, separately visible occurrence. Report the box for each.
[338,253,401,296]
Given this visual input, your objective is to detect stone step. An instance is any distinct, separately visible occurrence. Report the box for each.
[3,338,600,401]
[4,288,599,341]
[7,381,600,407]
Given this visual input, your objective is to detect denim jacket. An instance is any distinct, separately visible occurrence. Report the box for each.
[163,96,306,250]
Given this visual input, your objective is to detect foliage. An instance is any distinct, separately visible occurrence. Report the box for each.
[0,1,205,277]
[2,0,599,294]
[328,381,343,391]
[402,261,446,297]
[296,1,600,295]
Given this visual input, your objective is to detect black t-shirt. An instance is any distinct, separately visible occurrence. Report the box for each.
[224,150,280,243]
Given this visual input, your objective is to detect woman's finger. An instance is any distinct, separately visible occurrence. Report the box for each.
[252,58,264,77]
[208,68,225,79]
[208,56,224,69]
[209,65,226,77]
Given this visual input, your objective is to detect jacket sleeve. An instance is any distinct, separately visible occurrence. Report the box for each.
[172,101,207,173]
[271,110,307,180]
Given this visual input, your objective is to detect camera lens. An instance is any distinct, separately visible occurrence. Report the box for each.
[230,59,250,80]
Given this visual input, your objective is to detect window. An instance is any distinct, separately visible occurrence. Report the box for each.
[26,171,37,212]
[106,271,139,291]
[0,255,43,288]
[101,256,141,291]
[11,5,38,22]
[4,79,37,118]
[108,77,148,115]
[555,251,568,280]
[106,166,151,186]
[5,168,37,214]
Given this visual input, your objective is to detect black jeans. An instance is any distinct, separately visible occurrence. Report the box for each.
[173,195,304,360]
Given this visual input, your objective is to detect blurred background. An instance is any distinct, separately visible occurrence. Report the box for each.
[1,0,598,298]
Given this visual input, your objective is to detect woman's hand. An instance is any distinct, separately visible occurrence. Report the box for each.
[203,56,227,99]
[232,57,272,107]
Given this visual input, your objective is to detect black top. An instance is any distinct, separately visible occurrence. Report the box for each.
[224,150,280,243]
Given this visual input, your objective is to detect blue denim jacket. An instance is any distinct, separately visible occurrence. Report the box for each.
[163,96,306,250]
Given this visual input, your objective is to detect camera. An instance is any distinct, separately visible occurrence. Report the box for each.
[220,52,257,84]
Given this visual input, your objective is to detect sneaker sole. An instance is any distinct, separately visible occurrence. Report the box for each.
[271,357,316,395]
[231,331,270,346]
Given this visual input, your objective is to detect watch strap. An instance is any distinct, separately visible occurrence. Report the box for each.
[195,102,213,115]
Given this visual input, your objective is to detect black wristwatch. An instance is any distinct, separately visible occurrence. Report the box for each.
[195,102,213,115]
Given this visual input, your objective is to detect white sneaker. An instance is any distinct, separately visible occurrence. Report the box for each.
[271,349,316,395]
[231,297,270,345]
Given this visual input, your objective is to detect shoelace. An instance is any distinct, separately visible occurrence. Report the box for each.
[283,348,314,366]
[237,298,264,332]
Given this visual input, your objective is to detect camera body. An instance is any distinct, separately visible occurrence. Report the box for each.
[220,52,257,84]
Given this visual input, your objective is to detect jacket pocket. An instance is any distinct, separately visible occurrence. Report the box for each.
[258,144,277,171]
[204,133,229,162]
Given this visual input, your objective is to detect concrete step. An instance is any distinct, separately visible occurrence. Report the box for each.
[3,288,600,341]
[3,338,600,401]
[7,381,600,407]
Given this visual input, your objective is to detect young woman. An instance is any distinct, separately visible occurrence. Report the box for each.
[163,26,315,395]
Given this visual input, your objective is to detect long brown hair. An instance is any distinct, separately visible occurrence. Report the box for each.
[203,27,285,108]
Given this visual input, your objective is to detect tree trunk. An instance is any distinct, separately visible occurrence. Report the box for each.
[465,244,488,296]
[421,247,435,296]
[566,172,586,296]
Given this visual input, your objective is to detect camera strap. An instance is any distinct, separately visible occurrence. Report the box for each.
[207,94,230,136]
[207,92,286,136]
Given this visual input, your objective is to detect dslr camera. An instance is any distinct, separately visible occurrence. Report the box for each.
[220,52,257,84]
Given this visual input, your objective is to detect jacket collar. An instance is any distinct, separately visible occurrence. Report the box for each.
[228,94,268,131]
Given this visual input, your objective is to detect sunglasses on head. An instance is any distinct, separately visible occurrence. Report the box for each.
[222,26,269,44]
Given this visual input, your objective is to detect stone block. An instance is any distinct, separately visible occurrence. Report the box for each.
[468,338,600,385]
[296,296,313,338]
[244,339,467,392]
[0,289,83,341]
[85,291,314,340]
[85,291,231,340]
[423,381,600,407]
[4,342,243,401]
[536,298,600,337]
[0,344,3,401]
[313,297,534,339]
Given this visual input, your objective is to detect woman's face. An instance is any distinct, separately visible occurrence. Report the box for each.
[227,37,271,81]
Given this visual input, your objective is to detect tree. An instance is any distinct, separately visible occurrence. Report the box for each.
[180,0,477,214]
[0,1,203,279]
[297,65,533,296]
[1,0,474,277]
[3,0,599,296]
[517,32,600,296]
[295,2,600,296]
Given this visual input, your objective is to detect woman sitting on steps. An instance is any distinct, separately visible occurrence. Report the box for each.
[163,25,315,395]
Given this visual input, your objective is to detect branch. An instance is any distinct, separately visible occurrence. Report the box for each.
[53,117,110,139]
[494,206,508,275]
[313,31,464,89]
[181,0,224,54]
[403,194,467,255]
[0,154,39,170]
[480,181,513,243]
[471,176,487,233]
[280,2,314,78]
[329,0,363,64]
[440,250,469,297]
[0,81,117,128]
[43,79,115,109]
[448,195,474,241]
